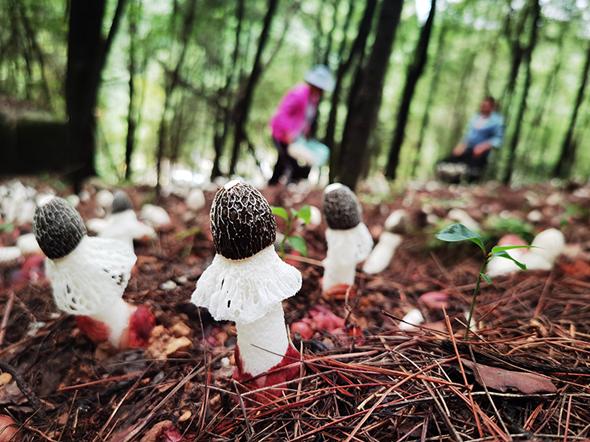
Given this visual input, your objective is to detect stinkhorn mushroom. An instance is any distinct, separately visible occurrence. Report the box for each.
[98,191,156,251]
[33,197,155,349]
[191,181,301,391]
[322,183,373,297]
[487,229,566,277]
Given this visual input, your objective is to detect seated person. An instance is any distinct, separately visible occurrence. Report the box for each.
[438,96,504,182]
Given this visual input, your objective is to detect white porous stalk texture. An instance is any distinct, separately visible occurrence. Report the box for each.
[46,236,136,318]
[235,303,289,376]
[192,245,302,324]
[363,232,402,274]
[92,297,136,346]
[322,223,373,291]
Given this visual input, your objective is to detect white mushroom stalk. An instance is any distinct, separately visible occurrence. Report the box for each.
[363,231,403,274]
[98,191,156,252]
[191,181,301,382]
[33,197,151,348]
[322,183,373,292]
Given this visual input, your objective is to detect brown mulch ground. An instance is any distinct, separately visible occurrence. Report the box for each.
[1,180,590,441]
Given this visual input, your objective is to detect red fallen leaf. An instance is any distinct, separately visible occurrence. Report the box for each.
[140,420,183,442]
[290,321,314,340]
[0,414,20,442]
[559,260,590,277]
[419,291,449,310]
[309,305,345,332]
[461,359,557,394]
[125,305,156,348]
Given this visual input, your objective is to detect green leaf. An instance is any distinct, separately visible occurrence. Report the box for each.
[480,272,492,284]
[271,206,289,220]
[494,251,527,270]
[436,223,485,253]
[0,223,14,234]
[176,226,201,240]
[286,235,307,256]
[491,245,532,254]
[296,205,312,225]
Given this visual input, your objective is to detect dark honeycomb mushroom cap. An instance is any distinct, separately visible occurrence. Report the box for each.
[112,190,133,214]
[33,197,87,260]
[323,183,361,230]
[210,181,276,260]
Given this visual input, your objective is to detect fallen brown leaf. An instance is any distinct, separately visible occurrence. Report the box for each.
[461,359,557,394]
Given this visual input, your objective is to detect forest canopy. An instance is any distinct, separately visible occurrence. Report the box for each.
[1,0,589,188]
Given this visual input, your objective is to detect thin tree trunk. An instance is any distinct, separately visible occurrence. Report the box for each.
[338,1,404,189]
[502,0,540,185]
[522,24,567,176]
[124,0,140,181]
[228,0,279,176]
[385,0,437,180]
[155,0,198,191]
[324,0,374,182]
[211,0,245,179]
[411,17,448,177]
[66,0,128,191]
[553,39,590,178]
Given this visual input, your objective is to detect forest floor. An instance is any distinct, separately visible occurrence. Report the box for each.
[1,180,590,441]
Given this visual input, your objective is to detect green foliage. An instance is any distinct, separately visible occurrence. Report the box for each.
[436,223,530,338]
[483,216,535,243]
[271,205,311,258]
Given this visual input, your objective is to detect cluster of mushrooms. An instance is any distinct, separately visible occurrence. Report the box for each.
[28,178,569,396]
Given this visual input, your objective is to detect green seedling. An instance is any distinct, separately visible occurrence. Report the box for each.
[271,205,311,258]
[436,223,530,339]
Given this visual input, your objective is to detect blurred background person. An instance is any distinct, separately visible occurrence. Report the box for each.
[268,65,334,186]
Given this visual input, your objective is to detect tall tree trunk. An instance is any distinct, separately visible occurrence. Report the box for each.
[124,0,140,181]
[385,0,437,180]
[66,0,128,191]
[522,24,566,176]
[228,0,279,176]
[155,0,198,191]
[502,0,540,185]
[324,0,375,182]
[411,17,448,177]
[553,39,590,178]
[211,0,245,180]
[338,1,404,189]
[499,4,531,120]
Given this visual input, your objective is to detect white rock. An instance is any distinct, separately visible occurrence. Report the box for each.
[160,280,177,291]
[309,205,322,227]
[140,204,171,228]
[448,208,480,232]
[399,308,425,331]
[363,232,402,274]
[16,233,41,255]
[186,188,206,211]
[79,190,91,202]
[0,247,22,264]
[527,210,543,223]
[384,210,406,232]
[546,192,562,206]
[96,189,114,209]
[66,194,80,208]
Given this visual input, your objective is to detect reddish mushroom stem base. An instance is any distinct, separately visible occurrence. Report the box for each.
[322,283,357,301]
[76,305,155,349]
[233,344,301,402]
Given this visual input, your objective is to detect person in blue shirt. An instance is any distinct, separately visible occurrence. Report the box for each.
[439,96,504,182]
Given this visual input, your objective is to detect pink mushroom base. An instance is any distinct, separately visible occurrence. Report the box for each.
[75,305,155,349]
[233,344,301,399]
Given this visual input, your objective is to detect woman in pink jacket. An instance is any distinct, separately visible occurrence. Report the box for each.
[268,65,334,185]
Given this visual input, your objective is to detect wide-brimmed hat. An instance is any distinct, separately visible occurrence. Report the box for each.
[304,65,335,92]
